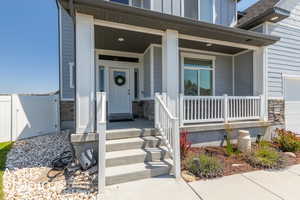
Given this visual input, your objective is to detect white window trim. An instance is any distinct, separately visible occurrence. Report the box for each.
[181,52,216,96]
[95,49,142,101]
[181,0,216,23]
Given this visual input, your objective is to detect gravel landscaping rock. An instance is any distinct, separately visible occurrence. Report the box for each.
[3,132,98,200]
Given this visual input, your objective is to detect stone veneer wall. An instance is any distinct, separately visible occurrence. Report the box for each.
[60,101,75,121]
[268,99,285,125]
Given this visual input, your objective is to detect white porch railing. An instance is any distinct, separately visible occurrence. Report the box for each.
[96,92,107,192]
[155,93,181,179]
[181,94,263,124]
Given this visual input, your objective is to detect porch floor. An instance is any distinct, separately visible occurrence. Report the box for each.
[107,118,154,130]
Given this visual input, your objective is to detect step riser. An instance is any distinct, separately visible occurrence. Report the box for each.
[106,166,172,185]
[106,151,169,167]
[106,140,162,152]
[106,129,157,140]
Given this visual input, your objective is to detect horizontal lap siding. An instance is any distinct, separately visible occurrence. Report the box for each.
[152,48,234,96]
[61,8,75,100]
[267,1,300,98]
[215,56,233,95]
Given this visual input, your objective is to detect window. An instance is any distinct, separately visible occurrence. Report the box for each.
[182,0,214,23]
[110,0,129,5]
[183,57,214,96]
[110,0,149,9]
[134,68,139,99]
[99,66,105,92]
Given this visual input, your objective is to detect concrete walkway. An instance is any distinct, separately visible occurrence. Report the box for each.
[189,164,300,200]
[101,175,200,200]
[101,165,300,200]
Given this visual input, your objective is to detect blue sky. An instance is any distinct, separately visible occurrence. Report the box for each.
[0,0,258,94]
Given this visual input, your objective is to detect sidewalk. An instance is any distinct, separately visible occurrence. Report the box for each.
[189,164,300,200]
[101,165,300,200]
[101,175,199,200]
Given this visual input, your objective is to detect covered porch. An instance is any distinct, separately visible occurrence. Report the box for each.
[91,24,267,128]
[64,0,279,191]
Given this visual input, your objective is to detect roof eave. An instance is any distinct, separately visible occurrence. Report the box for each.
[60,0,280,47]
[238,7,290,30]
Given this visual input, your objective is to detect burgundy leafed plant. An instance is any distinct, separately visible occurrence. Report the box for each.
[180,131,191,159]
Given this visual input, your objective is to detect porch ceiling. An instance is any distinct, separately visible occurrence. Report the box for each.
[60,0,280,47]
[95,25,245,54]
[95,25,161,53]
[179,39,245,54]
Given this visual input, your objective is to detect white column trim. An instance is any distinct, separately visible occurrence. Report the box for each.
[75,13,96,133]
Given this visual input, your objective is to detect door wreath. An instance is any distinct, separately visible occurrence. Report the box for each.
[114,75,126,86]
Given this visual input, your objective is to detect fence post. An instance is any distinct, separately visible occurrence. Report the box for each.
[224,94,228,123]
[173,118,181,179]
[97,92,107,193]
[155,93,159,129]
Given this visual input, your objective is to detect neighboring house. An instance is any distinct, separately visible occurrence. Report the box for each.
[57,0,280,188]
[238,0,300,133]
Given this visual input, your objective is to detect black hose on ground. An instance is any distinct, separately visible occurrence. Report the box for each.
[47,131,79,181]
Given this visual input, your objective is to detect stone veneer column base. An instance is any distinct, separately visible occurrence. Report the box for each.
[60,100,75,130]
[268,99,285,125]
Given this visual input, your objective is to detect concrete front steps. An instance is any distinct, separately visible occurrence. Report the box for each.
[105,128,173,185]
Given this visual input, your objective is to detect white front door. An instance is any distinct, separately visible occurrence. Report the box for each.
[109,68,131,115]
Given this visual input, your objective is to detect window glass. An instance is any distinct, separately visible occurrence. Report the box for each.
[184,69,199,96]
[184,58,212,69]
[200,0,213,22]
[110,0,129,5]
[199,70,212,95]
[184,58,213,96]
[134,69,139,99]
[132,0,142,7]
[99,66,105,92]
[184,0,198,20]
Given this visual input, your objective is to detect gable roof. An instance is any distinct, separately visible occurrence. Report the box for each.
[237,0,290,29]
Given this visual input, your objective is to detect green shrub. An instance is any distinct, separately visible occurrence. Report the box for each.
[246,146,286,169]
[183,152,224,178]
[258,140,272,148]
[273,129,300,152]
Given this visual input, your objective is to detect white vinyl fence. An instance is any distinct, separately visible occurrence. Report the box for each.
[0,94,59,142]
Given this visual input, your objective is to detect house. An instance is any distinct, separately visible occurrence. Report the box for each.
[238,0,300,134]
[57,0,280,189]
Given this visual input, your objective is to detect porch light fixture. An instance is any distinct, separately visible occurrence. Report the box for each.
[118,37,125,42]
[206,43,212,47]
[270,16,279,21]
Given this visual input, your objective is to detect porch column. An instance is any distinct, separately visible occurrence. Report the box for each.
[162,29,179,116]
[253,47,268,121]
[75,14,95,133]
